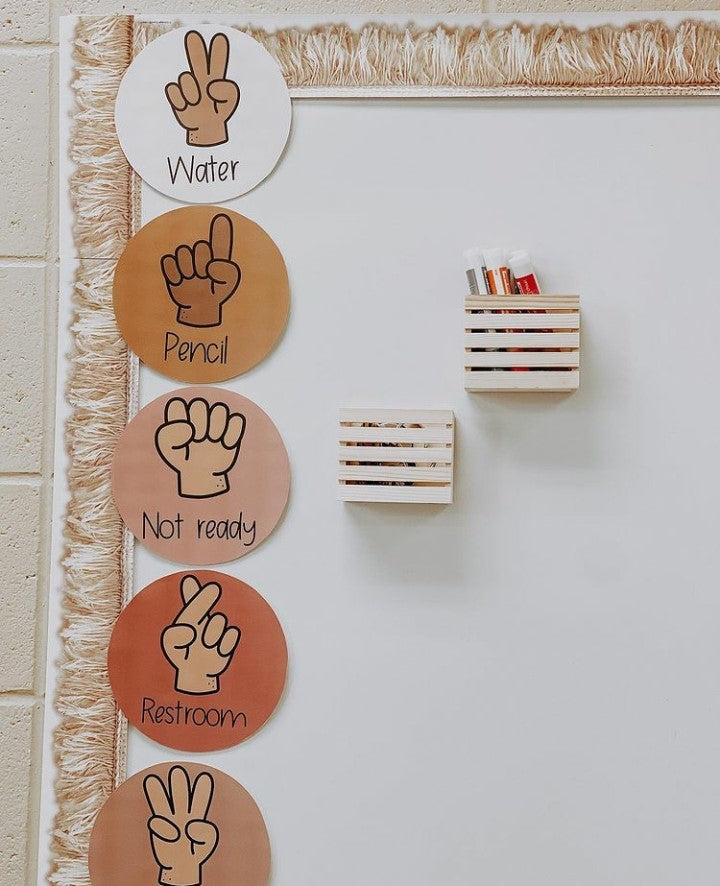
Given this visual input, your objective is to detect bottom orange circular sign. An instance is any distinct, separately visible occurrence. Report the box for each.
[108,571,288,752]
[89,762,270,886]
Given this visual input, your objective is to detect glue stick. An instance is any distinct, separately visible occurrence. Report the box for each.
[508,251,541,295]
[483,248,512,295]
[463,247,488,295]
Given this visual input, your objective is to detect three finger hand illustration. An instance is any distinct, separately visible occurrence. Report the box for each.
[144,765,219,886]
[161,213,241,329]
[165,31,240,147]
[162,575,241,695]
[155,396,247,499]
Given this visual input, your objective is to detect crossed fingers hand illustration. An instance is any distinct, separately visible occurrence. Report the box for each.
[166,31,240,147]
[161,575,241,695]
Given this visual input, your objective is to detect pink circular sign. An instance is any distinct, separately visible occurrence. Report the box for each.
[112,387,290,564]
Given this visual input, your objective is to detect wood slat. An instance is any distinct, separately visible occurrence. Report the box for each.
[339,446,452,464]
[338,425,454,444]
[339,408,453,425]
[339,465,452,483]
[466,295,579,311]
[465,351,579,368]
[465,313,580,330]
[465,369,580,391]
[338,409,455,503]
[338,484,453,504]
[465,332,580,348]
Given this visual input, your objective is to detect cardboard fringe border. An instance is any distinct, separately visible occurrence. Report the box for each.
[53,10,720,886]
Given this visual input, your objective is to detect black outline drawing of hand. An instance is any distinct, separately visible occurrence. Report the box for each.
[144,765,219,886]
[165,31,240,147]
[155,396,247,499]
[161,575,241,695]
[161,213,241,329]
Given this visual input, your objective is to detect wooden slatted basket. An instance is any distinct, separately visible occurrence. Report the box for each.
[465,295,580,391]
[338,409,454,503]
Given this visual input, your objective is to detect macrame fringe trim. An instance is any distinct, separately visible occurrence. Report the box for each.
[50,15,133,886]
[141,18,720,94]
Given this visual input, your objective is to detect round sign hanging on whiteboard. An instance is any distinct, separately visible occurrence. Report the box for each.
[111,386,291,565]
[89,762,271,886]
[115,25,292,202]
[113,206,290,383]
[108,570,288,752]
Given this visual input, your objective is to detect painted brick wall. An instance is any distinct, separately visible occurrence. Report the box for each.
[1,1,717,883]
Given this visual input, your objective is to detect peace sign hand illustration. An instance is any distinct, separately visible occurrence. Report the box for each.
[162,575,241,695]
[155,396,247,499]
[166,30,240,147]
[161,213,241,329]
[144,765,219,886]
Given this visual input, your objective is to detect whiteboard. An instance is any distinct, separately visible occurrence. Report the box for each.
[48,15,720,886]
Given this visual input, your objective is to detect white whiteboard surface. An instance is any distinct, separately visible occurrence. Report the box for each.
[48,15,720,886]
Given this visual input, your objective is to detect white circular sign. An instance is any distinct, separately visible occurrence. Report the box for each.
[115,26,291,202]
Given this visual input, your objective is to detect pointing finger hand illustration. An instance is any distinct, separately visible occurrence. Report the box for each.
[165,31,240,147]
[161,575,241,695]
[155,396,246,499]
[144,766,219,886]
[161,213,241,329]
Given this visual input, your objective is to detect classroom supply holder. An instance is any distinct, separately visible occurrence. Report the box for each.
[464,295,580,391]
[338,409,454,503]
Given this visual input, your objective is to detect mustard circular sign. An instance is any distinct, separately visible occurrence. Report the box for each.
[113,206,289,384]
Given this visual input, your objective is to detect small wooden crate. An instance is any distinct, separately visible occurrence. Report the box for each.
[338,409,454,503]
[465,295,580,391]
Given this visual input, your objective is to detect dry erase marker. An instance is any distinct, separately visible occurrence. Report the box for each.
[508,250,541,294]
[463,247,488,295]
[483,248,512,295]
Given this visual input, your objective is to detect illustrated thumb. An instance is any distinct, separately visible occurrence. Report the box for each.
[207,79,240,110]
[208,260,240,298]
[186,819,219,859]
[162,624,197,659]
[156,421,194,464]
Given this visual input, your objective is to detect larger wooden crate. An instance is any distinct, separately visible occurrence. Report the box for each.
[338,409,454,503]
[465,295,580,391]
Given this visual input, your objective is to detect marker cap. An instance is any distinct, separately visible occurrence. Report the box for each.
[463,247,482,270]
[483,247,505,269]
[508,250,533,279]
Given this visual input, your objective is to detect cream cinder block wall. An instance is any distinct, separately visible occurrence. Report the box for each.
[1,0,717,883]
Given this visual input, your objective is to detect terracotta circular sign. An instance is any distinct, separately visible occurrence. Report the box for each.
[89,762,270,886]
[113,206,289,383]
[112,386,290,564]
[115,25,291,202]
[108,571,288,752]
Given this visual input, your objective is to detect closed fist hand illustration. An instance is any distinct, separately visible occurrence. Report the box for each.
[161,213,241,329]
[166,31,240,147]
[144,765,219,886]
[155,396,247,499]
[162,575,241,695]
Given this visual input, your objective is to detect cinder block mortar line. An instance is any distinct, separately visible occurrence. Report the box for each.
[47,46,59,265]
[0,693,37,704]
[0,257,46,265]
[0,44,55,53]
[26,702,44,886]
[0,474,42,484]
